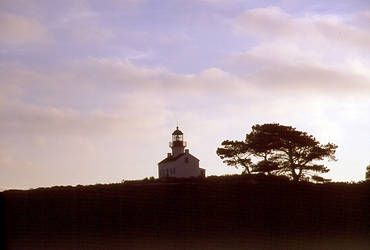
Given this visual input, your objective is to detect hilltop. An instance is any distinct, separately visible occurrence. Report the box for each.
[2,175,369,249]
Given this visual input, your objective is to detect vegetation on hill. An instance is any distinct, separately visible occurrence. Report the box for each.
[2,175,369,250]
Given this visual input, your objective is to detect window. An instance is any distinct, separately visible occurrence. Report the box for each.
[172,134,183,141]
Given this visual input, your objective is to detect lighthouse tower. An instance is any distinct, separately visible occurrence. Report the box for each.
[170,126,187,157]
[158,127,205,178]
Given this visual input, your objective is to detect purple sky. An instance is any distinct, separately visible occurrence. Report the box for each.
[1,0,370,189]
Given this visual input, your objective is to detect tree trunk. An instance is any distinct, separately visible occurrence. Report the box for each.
[288,149,299,181]
[297,167,303,181]
[291,167,299,181]
[241,164,251,174]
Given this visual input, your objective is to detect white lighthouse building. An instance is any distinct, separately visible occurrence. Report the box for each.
[158,127,205,178]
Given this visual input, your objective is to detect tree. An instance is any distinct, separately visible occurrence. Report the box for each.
[216,140,253,174]
[366,164,370,181]
[311,175,332,183]
[217,123,337,182]
[251,160,280,175]
[246,124,337,182]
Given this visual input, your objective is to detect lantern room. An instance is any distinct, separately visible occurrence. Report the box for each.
[169,126,187,156]
[172,127,183,142]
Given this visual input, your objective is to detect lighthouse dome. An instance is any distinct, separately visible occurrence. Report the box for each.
[172,126,183,135]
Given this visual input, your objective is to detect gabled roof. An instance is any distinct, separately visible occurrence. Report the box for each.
[158,153,185,165]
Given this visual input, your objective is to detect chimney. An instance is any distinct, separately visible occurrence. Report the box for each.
[167,153,172,158]
[185,149,189,154]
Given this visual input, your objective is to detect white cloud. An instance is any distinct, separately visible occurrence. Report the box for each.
[1,55,368,139]
[0,12,49,45]
[0,151,30,169]
[227,7,370,96]
[0,58,252,137]
[233,7,370,51]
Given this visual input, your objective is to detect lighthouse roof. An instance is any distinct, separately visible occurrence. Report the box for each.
[172,126,183,135]
[158,153,185,164]
[158,152,199,165]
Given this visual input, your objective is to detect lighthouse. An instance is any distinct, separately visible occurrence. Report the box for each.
[170,126,187,156]
[158,127,205,178]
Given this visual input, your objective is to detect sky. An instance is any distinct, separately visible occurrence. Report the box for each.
[1,0,370,190]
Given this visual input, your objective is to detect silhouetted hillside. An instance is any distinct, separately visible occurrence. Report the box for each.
[2,175,369,249]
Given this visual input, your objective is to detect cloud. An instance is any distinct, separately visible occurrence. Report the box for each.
[45,57,255,100]
[0,149,40,169]
[0,55,368,187]
[0,58,182,140]
[353,10,370,29]
[55,1,113,43]
[110,0,147,7]
[0,12,48,45]
[246,59,370,95]
[233,6,370,51]
[0,2,369,188]
[0,93,169,137]
[227,7,370,95]
[0,58,253,137]
[1,53,368,141]
[197,0,241,4]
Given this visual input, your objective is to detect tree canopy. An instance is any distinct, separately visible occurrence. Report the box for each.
[217,123,338,182]
[216,140,253,174]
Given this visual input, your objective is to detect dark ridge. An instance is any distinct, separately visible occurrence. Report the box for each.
[2,175,369,249]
